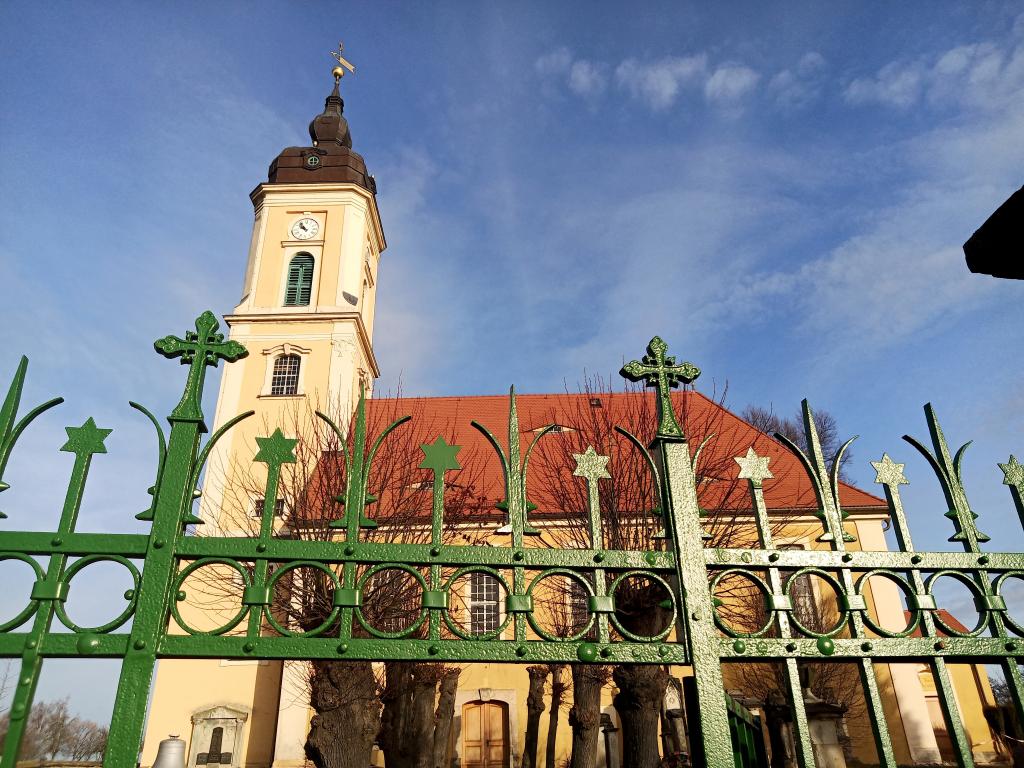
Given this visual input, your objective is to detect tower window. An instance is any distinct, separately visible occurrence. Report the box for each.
[284,253,314,306]
[271,354,301,396]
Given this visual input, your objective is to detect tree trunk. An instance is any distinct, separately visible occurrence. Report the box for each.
[569,664,604,768]
[381,662,451,768]
[523,666,548,768]
[305,660,381,768]
[613,665,668,768]
[409,666,444,768]
[432,669,461,768]
[545,664,566,768]
[380,662,414,768]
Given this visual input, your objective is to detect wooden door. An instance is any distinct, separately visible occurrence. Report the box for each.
[462,701,508,768]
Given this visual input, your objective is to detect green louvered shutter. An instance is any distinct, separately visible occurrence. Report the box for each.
[284,254,314,306]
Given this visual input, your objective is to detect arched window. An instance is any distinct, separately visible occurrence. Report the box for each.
[284,254,314,306]
[270,354,301,396]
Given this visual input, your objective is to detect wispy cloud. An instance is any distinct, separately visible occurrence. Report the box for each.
[538,49,763,112]
[614,55,708,109]
[534,48,607,101]
[534,46,572,77]
[844,30,1024,111]
[769,52,828,108]
[704,63,761,106]
[568,59,607,98]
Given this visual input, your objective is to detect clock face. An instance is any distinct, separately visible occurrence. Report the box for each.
[291,218,320,240]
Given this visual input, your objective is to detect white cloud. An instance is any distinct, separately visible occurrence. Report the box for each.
[704,63,761,105]
[534,47,572,76]
[770,52,828,108]
[568,60,607,98]
[798,52,827,76]
[844,35,1024,111]
[845,60,925,108]
[534,48,607,101]
[614,55,708,109]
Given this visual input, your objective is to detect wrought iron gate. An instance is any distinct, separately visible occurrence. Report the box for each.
[0,311,1022,768]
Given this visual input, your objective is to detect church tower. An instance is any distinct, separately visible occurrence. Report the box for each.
[140,55,385,768]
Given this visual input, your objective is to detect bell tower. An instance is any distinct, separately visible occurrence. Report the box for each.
[201,48,385,529]
[141,51,385,768]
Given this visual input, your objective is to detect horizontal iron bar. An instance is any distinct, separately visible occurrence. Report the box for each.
[719,636,1024,660]
[158,635,686,664]
[0,633,129,657]
[708,548,1024,571]
[0,532,150,557]
[175,538,674,570]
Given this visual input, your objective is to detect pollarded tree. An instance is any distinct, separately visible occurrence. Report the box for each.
[529,375,790,768]
[196,392,490,768]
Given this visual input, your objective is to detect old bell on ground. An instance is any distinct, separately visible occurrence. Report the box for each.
[152,734,187,768]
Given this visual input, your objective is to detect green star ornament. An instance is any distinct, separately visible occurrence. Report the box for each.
[60,418,112,456]
[254,429,298,466]
[420,436,461,473]
[735,447,772,487]
[872,453,909,487]
[1000,455,1024,489]
[573,445,611,481]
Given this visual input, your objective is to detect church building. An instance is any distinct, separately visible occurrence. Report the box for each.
[139,61,1005,768]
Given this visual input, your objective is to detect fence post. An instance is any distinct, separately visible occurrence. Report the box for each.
[103,312,246,768]
[622,338,733,768]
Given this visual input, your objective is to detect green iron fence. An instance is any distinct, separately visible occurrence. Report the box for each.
[0,311,1021,768]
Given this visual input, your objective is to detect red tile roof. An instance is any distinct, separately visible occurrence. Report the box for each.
[905,609,973,636]
[320,390,885,520]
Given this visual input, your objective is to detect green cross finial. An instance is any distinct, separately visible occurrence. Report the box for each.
[155,311,248,423]
[421,437,461,546]
[573,446,611,550]
[620,336,700,439]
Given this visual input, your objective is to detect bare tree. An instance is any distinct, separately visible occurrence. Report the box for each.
[528,376,766,768]
[522,666,547,768]
[741,405,852,480]
[0,698,106,761]
[194,393,489,768]
[544,664,567,768]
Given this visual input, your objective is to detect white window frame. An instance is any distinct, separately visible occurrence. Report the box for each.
[260,343,311,397]
[467,572,504,637]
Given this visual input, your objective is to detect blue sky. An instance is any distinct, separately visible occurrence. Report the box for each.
[1,0,1022,724]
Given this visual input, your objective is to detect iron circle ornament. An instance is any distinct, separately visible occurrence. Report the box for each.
[263,560,341,638]
[854,569,920,638]
[442,566,513,641]
[171,557,252,636]
[524,568,596,643]
[709,568,775,638]
[0,553,45,633]
[926,569,990,637]
[607,569,676,642]
[53,555,141,634]
[994,571,1024,637]
[355,563,428,639]
[784,567,849,639]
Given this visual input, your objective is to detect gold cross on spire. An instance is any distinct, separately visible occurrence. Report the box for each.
[330,41,356,82]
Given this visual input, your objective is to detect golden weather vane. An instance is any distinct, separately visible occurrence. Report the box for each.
[330,41,356,82]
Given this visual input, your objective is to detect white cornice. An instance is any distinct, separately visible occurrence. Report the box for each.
[224,310,380,378]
